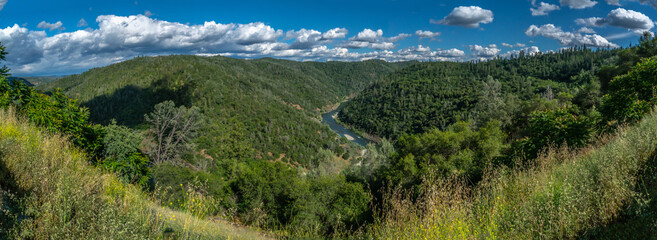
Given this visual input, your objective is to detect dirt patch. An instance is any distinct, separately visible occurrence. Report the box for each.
[200,149,214,161]
[281,100,304,111]
[276,153,286,161]
[290,104,303,110]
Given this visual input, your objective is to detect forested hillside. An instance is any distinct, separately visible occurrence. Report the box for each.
[41,56,402,167]
[339,47,617,140]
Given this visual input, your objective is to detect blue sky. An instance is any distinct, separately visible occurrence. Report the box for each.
[0,0,656,75]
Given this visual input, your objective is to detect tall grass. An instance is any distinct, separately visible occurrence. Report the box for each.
[0,108,270,239]
[368,110,657,239]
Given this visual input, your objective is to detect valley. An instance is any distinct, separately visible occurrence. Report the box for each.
[3,35,657,239]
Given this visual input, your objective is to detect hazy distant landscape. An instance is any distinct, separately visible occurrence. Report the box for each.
[2,1,657,239]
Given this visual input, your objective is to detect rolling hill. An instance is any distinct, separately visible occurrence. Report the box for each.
[40,55,405,167]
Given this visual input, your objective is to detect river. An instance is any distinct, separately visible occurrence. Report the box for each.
[321,103,372,147]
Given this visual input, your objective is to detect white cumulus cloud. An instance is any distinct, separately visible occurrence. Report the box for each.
[322,28,348,39]
[575,8,654,35]
[285,29,322,49]
[531,2,560,16]
[525,24,618,48]
[341,29,407,50]
[349,29,383,43]
[415,30,441,39]
[469,44,501,58]
[431,6,493,28]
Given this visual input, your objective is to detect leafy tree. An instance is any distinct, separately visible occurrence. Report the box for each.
[101,121,151,188]
[381,120,507,187]
[345,139,395,183]
[0,41,8,77]
[573,76,602,110]
[601,57,657,125]
[516,106,594,160]
[144,100,201,164]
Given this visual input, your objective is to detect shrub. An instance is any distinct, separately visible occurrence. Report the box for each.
[368,109,657,239]
[0,78,105,159]
[381,120,507,187]
[516,105,594,160]
[601,56,657,125]
[101,121,152,188]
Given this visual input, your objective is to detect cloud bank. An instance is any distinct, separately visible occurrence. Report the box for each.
[0,14,483,75]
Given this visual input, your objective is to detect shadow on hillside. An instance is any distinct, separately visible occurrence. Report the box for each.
[0,152,25,234]
[82,77,197,127]
[579,152,657,239]
[7,77,34,87]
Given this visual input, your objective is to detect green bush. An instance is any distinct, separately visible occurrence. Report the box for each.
[515,106,594,160]
[602,56,657,124]
[0,78,105,159]
[101,121,152,188]
[381,120,507,187]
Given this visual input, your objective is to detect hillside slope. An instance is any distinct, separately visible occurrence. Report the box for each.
[0,109,270,239]
[40,55,403,166]
[339,48,616,139]
[367,109,657,239]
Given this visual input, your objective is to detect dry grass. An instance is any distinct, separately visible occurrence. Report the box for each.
[367,111,657,239]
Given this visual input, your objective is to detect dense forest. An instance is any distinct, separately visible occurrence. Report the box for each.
[339,46,617,140]
[3,33,657,239]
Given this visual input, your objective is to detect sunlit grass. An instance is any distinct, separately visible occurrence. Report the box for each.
[367,110,657,239]
[0,108,270,239]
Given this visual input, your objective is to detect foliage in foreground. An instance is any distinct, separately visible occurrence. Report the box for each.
[367,109,657,239]
[602,56,657,125]
[0,109,270,239]
[0,77,152,189]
